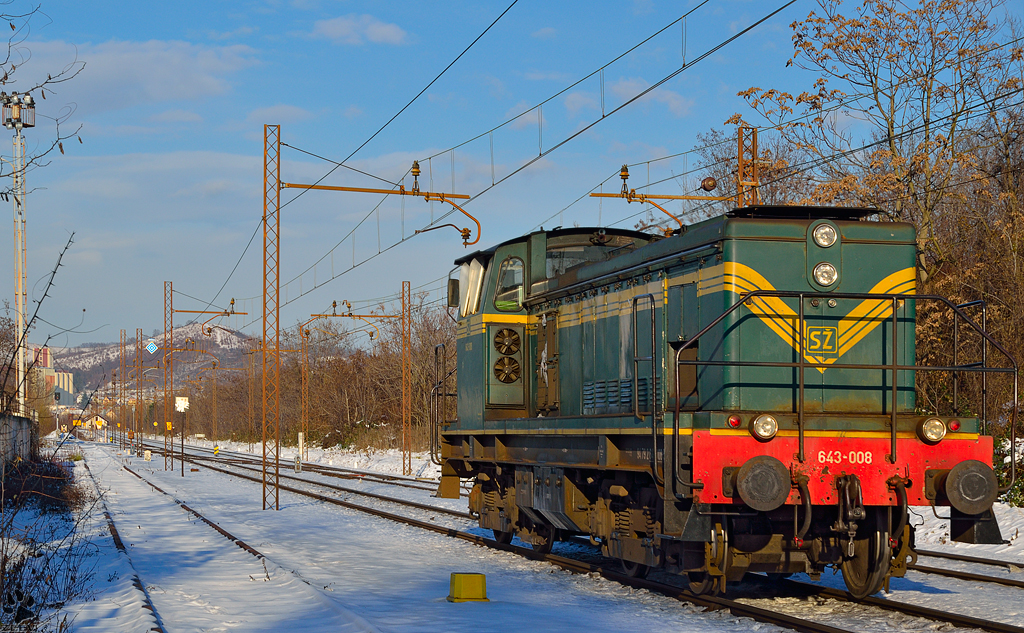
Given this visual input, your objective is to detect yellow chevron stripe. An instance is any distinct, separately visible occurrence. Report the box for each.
[723,262,916,373]
[835,270,916,356]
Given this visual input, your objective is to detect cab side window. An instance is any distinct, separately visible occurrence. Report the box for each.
[493,257,524,312]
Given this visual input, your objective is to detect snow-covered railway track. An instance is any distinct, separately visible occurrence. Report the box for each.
[907,549,1024,589]
[774,576,1024,633]
[141,439,446,494]
[145,445,471,522]
[128,447,859,633]
[80,446,377,632]
[168,442,1024,597]
[117,443,1024,633]
[80,461,167,633]
[193,448,1024,633]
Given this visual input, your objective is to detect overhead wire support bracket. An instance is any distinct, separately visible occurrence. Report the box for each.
[307,287,414,475]
[282,160,481,247]
[590,126,762,234]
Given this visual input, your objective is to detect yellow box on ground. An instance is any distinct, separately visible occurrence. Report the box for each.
[447,573,489,603]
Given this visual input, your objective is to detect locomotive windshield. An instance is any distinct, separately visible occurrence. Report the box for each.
[545,233,641,278]
[493,257,525,311]
[458,258,486,317]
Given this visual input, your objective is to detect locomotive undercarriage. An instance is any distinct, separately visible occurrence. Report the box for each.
[459,455,915,598]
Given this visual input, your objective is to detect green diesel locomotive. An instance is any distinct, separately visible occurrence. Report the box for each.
[431,205,1016,598]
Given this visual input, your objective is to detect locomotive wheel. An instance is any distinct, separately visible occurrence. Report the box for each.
[530,524,556,554]
[841,515,890,600]
[492,529,514,545]
[687,572,714,595]
[620,559,650,579]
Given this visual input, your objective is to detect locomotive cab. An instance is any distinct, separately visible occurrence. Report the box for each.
[432,206,1014,599]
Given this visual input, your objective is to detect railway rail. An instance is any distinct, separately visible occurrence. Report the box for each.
[143,439,1024,593]
[147,444,471,521]
[80,460,167,633]
[129,442,1024,633]
[137,438,464,496]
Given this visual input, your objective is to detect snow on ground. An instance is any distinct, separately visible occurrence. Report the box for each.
[175,436,442,480]
[63,436,1024,632]
[741,502,1024,630]
[64,440,775,633]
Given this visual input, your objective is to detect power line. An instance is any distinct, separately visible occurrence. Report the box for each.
[279,0,520,213]
[603,93,1024,231]
[281,142,400,187]
[417,0,713,162]
[251,0,797,320]
[181,1,518,326]
[428,0,798,231]
[183,17,1023,334]
[529,33,1024,232]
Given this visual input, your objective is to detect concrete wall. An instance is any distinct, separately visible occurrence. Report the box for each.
[0,414,32,463]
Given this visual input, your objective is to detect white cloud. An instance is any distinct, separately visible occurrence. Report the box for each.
[531,27,556,40]
[632,0,655,15]
[150,109,203,123]
[524,70,572,82]
[24,39,258,114]
[310,15,407,45]
[343,105,362,119]
[610,77,693,117]
[480,75,505,98]
[564,91,599,118]
[245,104,314,124]
[504,101,544,130]
[207,25,257,41]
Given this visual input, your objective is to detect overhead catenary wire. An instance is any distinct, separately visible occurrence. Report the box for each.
[532,32,1024,232]
[221,1,730,311]
[177,1,519,326]
[602,93,1024,232]
[162,19,1023,334]
[426,0,799,233]
[226,0,798,326]
[279,0,521,214]
[189,0,1020,335]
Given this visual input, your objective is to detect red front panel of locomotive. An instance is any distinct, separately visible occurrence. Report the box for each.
[692,430,993,506]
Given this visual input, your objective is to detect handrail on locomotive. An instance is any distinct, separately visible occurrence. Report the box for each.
[667,290,1018,502]
[429,342,457,466]
[631,293,663,487]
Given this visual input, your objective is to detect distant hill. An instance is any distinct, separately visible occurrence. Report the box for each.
[52,323,253,394]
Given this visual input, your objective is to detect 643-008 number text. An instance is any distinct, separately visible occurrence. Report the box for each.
[817,450,872,464]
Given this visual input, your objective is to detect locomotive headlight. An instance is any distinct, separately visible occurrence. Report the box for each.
[813,224,837,248]
[813,262,838,286]
[918,417,947,443]
[751,414,778,441]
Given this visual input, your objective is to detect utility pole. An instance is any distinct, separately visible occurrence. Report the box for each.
[314,284,413,475]
[164,281,174,470]
[263,124,281,510]
[120,329,127,451]
[3,92,35,417]
[135,328,143,454]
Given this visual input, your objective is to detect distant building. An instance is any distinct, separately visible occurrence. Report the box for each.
[32,345,75,397]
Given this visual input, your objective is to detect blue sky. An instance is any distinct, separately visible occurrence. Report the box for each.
[2,0,982,348]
